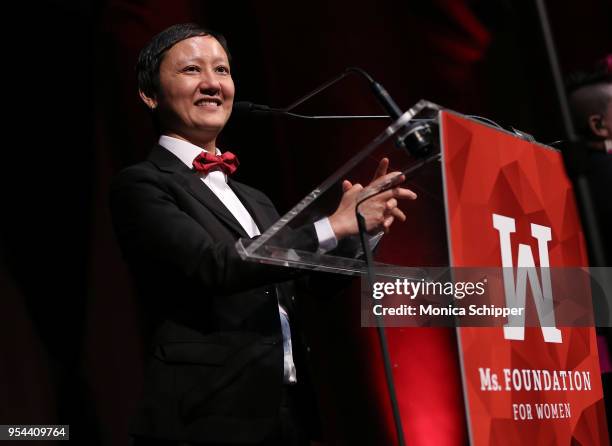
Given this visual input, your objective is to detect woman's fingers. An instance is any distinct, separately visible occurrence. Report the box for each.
[370,171,404,188]
[371,157,390,182]
[376,187,418,201]
[389,207,406,222]
[383,216,395,233]
[386,198,397,210]
[395,187,417,200]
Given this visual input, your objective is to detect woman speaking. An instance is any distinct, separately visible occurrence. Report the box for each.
[111,23,416,446]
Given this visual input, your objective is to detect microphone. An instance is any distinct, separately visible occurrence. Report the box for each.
[233,101,272,114]
[234,67,435,156]
[233,101,389,120]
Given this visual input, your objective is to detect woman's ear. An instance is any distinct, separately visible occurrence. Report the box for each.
[139,89,158,110]
[587,114,610,139]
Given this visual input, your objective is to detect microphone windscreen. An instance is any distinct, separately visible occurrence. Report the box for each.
[232,101,255,114]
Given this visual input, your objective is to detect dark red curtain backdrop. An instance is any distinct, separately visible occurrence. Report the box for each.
[2,0,610,445]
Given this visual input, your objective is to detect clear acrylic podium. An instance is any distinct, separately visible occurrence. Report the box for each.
[235,99,449,444]
[236,100,444,278]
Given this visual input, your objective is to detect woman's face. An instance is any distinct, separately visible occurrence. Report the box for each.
[152,35,235,148]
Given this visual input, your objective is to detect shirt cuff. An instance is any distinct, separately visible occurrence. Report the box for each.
[314,217,338,253]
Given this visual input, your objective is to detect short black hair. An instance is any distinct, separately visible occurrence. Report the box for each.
[566,55,612,138]
[136,23,231,99]
[565,55,612,95]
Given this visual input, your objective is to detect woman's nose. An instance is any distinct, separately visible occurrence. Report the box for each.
[197,70,221,94]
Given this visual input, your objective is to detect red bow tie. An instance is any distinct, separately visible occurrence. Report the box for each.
[192,151,239,175]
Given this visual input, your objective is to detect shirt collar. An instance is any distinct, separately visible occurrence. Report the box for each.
[158,135,225,180]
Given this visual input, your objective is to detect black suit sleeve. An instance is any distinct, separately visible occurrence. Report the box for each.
[110,166,313,296]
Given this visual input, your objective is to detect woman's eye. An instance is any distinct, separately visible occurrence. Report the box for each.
[216,66,230,74]
[184,65,200,72]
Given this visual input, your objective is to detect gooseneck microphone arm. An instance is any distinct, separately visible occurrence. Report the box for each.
[234,101,389,120]
[284,67,367,111]
[284,67,403,118]
[235,67,403,121]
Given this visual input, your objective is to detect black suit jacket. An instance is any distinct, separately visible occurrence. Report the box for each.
[110,145,320,443]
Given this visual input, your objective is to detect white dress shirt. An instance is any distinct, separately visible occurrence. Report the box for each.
[158,135,337,384]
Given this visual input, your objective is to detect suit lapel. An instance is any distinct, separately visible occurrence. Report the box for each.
[228,179,277,233]
[148,145,249,237]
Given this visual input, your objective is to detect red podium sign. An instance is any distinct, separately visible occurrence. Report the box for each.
[441,111,609,445]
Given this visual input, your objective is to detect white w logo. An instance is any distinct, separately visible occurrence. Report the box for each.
[492,213,562,343]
